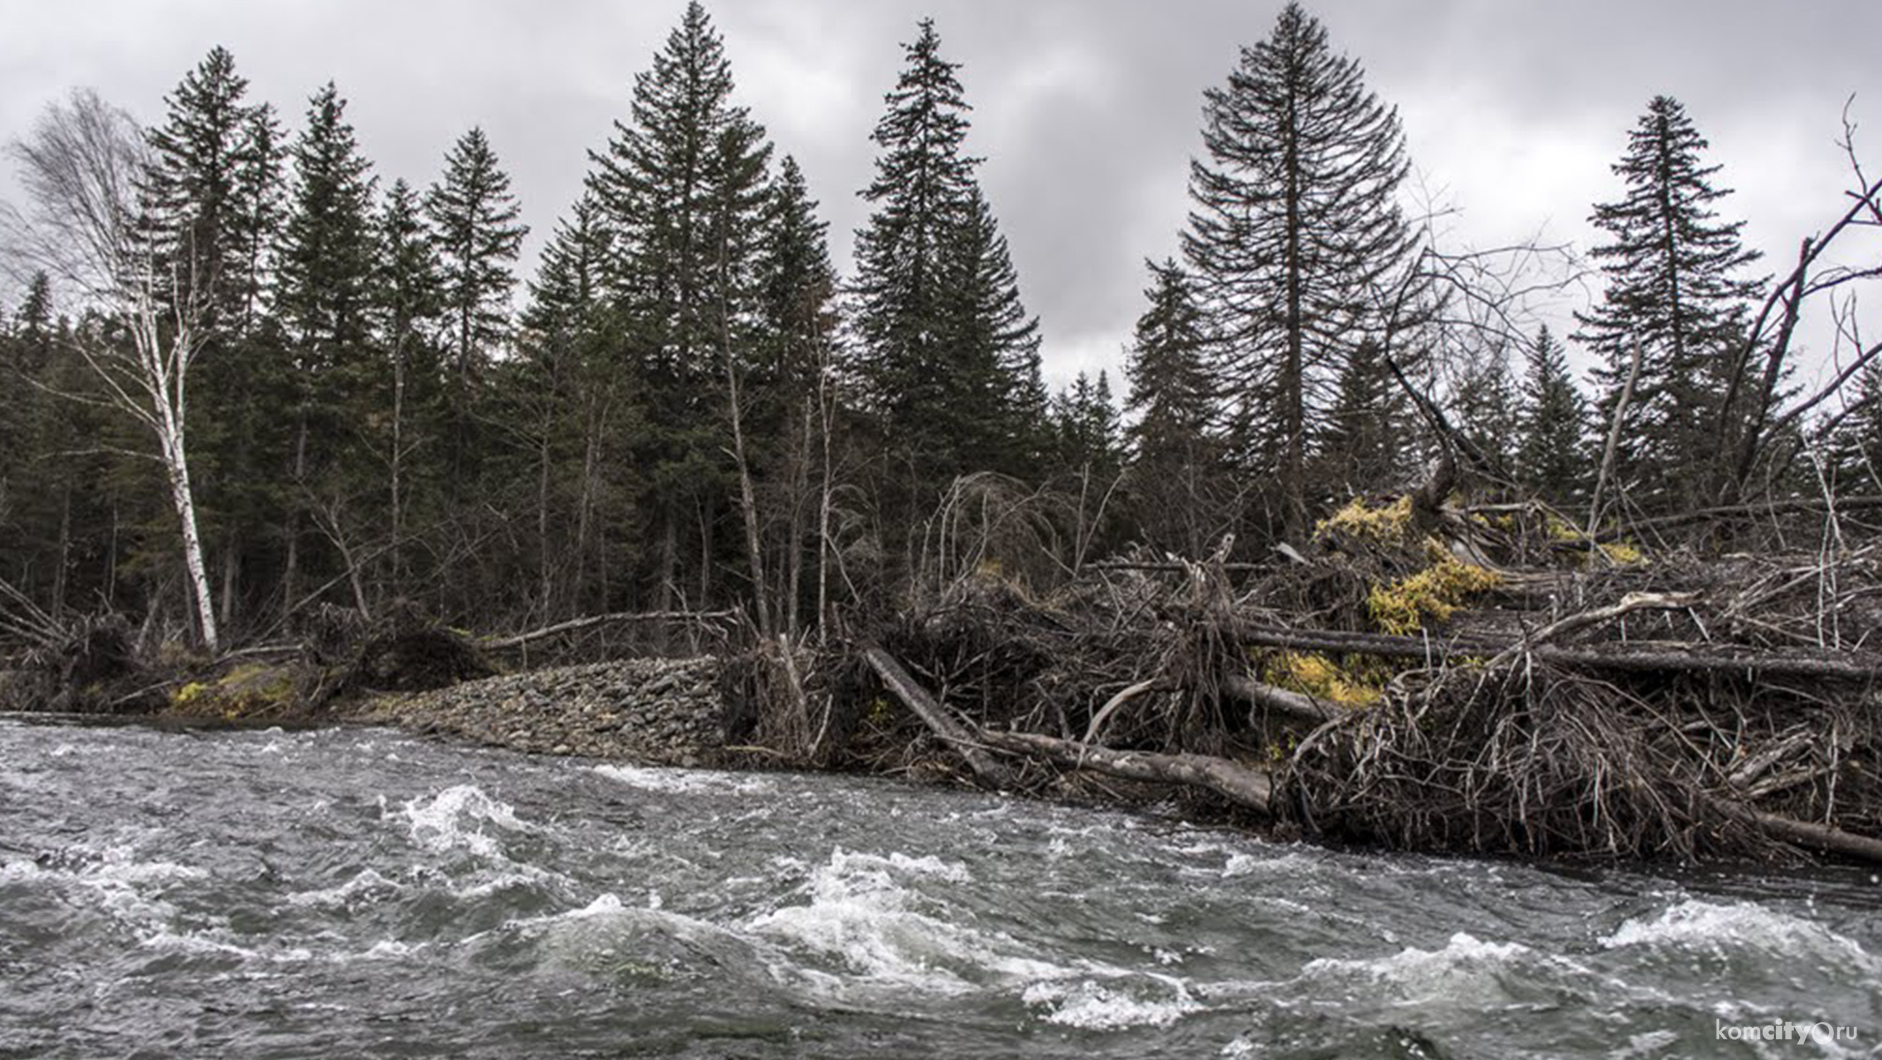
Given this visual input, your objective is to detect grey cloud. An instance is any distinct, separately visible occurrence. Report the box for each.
[4,0,1878,389]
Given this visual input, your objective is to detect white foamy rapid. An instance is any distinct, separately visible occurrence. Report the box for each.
[591,763,774,796]
[1603,898,1880,972]
[1301,932,1538,1004]
[748,848,1084,998]
[1022,976,1202,1030]
[392,784,531,857]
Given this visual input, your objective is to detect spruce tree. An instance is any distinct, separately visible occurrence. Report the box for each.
[584,0,775,609]
[754,155,836,395]
[1451,344,1519,479]
[1183,2,1418,531]
[1124,258,1214,469]
[851,18,1040,485]
[1124,258,1222,554]
[1316,338,1403,498]
[275,81,379,611]
[938,187,1045,474]
[142,46,269,332]
[1516,326,1588,502]
[277,82,377,357]
[425,126,527,387]
[1575,95,1762,511]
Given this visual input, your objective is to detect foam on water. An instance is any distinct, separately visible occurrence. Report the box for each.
[1022,976,1201,1030]
[1603,898,1879,972]
[592,763,774,796]
[287,868,405,909]
[1301,932,1536,1003]
[748,847,1071,995]
[393,784,531,857]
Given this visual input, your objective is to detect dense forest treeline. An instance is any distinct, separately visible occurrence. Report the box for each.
[1,1,1877,655]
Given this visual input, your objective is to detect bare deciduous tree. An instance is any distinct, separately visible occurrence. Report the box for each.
[1,89,220,652]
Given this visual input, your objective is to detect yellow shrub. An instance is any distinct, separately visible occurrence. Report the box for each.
[1368,557,1503,634]
[171,682,209,708]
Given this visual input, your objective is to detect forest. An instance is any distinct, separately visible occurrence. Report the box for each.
[4,3,1882,863]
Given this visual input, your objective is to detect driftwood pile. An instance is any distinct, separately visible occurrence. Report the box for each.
[803,494,1882,866]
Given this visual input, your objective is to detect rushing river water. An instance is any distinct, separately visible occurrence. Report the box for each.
[1,717,1878,1059]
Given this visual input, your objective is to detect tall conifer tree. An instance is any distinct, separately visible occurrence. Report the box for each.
[1575,95,1762,510]
[1183,2,1419,531]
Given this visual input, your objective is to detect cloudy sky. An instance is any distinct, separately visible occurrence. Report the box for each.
[4,0,1878,390]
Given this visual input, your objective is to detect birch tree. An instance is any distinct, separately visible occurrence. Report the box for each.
[1,90,220,651]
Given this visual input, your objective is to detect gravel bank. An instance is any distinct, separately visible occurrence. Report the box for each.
[351,656,726,765]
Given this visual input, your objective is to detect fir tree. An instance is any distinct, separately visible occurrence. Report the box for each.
[274,81,379,610]
[1316,338,1403,498]
[938,187,1045,474]
[276,82,377,356]
[754,155,836,395]
[1183,2,1419,531]
[1124,258,1215,469]
[1575,95,1762,510]
[850,18,979,438]
[584,0,775,609]
[142,46,269,332]
[425,126,527,386]
[1451,343,1519,479]
[588,0,771,382]
[1053,370,1121,474]
[1516,326,1588,502]
[851,18,1040,484]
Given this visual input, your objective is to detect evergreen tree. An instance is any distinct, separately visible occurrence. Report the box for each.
[937,186,1045,474]
[851,18,1040,485]
[1124,258,1224,555]
[1316,338,1403,498]
[425,126,527,386]
[1826,360,1882,493]
[1053,370,1121,474]
[754,155,836,395]
[1124,259,1215,468]
[277,82,377,356]
[274,81,379,611]
[1451,343,1519,478]
[585,0,775,609]
[142,46,271,332]
[373,178,445,586]
[1516,326,1588,502]
[1183,2,1419,531]
[1575,95,1762,511]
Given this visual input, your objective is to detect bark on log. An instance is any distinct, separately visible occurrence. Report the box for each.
[1223,675,1343,724]
[860,645,1017,789]
[1227,621,1882,681]
[975,729,1272,814]
[1596,495,1882,542]
[1745,808,1882,865]
[482,610,737,650]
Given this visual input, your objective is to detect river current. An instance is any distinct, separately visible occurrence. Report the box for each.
[1,716,1877,1058]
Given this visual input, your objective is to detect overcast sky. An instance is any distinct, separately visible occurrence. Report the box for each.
[4,1,1879,391]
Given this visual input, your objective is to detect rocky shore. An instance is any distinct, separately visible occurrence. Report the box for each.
[348,656,727,766]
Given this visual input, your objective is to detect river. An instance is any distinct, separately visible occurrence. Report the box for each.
[1,716,1877,1058]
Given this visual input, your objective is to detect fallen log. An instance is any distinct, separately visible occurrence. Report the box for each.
[975,729,1272,814]
[860,644,1017,789]
[1596,495,1882,543]
[482,610,737,651]
[1699,792,1882,865]
[1227,621,1882,682]
[1222,675,1343,724]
